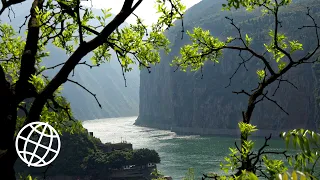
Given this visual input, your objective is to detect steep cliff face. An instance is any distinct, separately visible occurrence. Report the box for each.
[137,0,320,133]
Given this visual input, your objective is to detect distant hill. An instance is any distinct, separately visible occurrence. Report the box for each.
[136,0,320,134]
[0,1,139,120]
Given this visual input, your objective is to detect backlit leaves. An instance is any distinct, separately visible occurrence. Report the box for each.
[155,0,186,29]
[281,129,320,174]
[264,30,287,63]
[289,40,303,54]
[256,69,265,80]
[0,23,25,83]
[171,27,225,72]
[277,171,311,180]
[245,34,252,46]
[263,156,288,178]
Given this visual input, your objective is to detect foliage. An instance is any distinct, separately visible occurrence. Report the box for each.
[83,148,160,167]
[183,168,195,180]
[17,174,37,180]
[151,169,167,180]
[201,123,320,180]
[171,0,320,179]
[281,129,320,177]
[132,148,161,165]
[277,170,313,180]
[15,130,98,176]
[0,0,185,177]
[16,129,161,178]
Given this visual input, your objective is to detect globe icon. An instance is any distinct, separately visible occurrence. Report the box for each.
[15,122,61,167]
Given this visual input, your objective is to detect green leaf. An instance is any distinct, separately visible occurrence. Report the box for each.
[245,34,252,46]
[256,69,265,80]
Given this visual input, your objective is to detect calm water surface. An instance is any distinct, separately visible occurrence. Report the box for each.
[82,116,289,179]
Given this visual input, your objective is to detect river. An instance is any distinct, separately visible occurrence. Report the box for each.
[82,116,290,179]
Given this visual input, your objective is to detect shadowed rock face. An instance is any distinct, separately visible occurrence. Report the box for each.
[137,0,320,134]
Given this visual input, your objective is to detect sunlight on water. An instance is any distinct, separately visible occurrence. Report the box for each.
[83,117,288,179]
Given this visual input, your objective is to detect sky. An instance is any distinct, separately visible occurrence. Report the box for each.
[82,0,202,26]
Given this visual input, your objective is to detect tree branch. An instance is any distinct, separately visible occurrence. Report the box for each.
[26,0,142,126]
[233,89,252,96]
[15,0,44,102]
[0,0,25,16]
[48,96,74,121]
[272,4,294,63]
[225,51,252,88]
[262,91,289,115]
[225,17,275,75]
[75,0,83,44]
[115,52,127,87]
[67,79,102,108]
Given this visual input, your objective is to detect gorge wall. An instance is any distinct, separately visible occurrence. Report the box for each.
[136,0,320,135]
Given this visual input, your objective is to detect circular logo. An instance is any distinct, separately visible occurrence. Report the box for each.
[15,122,61,167]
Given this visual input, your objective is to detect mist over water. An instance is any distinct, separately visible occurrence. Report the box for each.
[83,117,288,179]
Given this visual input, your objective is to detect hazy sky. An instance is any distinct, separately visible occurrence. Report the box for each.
[82,0,201,25]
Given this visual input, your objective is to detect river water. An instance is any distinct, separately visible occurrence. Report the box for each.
[82,116,289,179]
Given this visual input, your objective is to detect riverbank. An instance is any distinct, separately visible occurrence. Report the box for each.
[84,117,294,179]
[134,120,298,138]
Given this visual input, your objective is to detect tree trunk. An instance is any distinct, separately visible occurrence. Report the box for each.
[0,74,18,179]
[0,104,18,179]
[0,143,17,180]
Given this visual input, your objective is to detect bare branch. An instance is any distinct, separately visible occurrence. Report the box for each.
[262,92,289,115]
[37,61,100,75]
[233,89,252,96]
[0,0,26,16]
[19,14,30,33]
[76,0,84,44]
[296,7,320,63]
[7,5,15,21]
[225,51,253,88]
[272,75,298,96]
[48,97,73,121]
[67,79,102,108]
[115,52,127,87]
[251,134,289,167]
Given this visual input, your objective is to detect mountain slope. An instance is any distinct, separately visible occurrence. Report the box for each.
[136,0,320,134]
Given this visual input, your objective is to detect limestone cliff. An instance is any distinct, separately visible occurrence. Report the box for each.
[136,0,320,134]
[0,4,139,120]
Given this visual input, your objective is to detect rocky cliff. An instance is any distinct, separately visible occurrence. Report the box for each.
[136,0,320,134]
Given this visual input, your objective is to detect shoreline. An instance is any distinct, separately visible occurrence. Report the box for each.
[134,121,297,138]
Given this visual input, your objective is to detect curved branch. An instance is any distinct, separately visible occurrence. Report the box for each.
[0,0,25,16]
[272,4,294,63]
[115,52,127,87]
[67,79,102,108]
